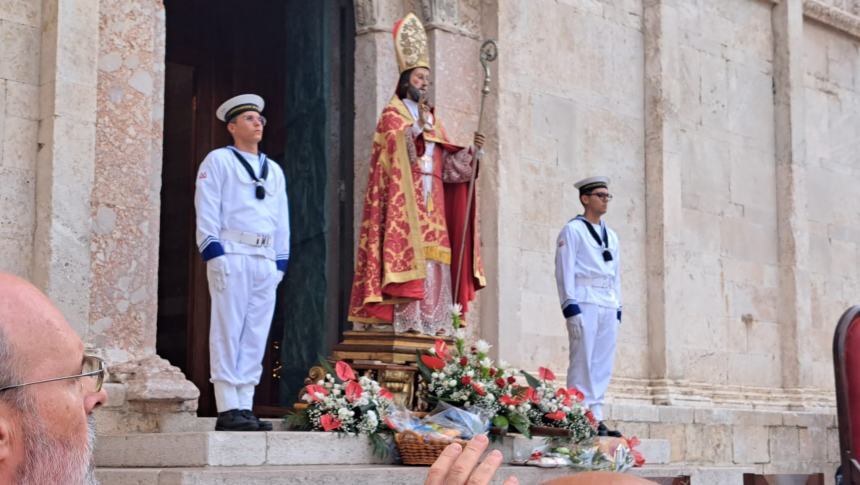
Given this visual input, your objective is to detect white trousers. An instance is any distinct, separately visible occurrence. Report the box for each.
[208,253,280,412]
[566,302,619,421]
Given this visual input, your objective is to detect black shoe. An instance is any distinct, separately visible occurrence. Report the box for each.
[241,410,273,431]
[215,409,259,431]
[597,421,623,438]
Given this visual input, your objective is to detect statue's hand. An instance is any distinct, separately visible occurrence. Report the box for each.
[473,132,486,150]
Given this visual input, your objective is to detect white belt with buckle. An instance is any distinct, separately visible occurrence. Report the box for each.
[578,276,613,289]
[221,229,273,248]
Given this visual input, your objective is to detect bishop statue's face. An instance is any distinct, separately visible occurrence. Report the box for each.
[408,67,431,101]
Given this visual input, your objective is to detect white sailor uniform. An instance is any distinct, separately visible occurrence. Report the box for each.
[554,215,621,421]
[195,146,290,413]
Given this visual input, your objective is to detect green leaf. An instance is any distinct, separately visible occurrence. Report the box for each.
[520,370,541,389]
[492,415,509,430]
[317,354,338,381]
[509,412,531,439]
[369,432,391,459]
[415,350,433,380]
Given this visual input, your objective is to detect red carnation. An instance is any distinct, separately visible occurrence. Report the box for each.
[545,410,566,421]
[495,377,506,387]
[507,376,516,384]
[459,357,469,366]
[460,376,472,385]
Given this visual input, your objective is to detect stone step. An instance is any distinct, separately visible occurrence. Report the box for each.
[96,464,755,485]
[95,430,671,468]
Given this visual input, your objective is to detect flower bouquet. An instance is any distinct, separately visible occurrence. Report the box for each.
[416,305,597,442]
[524,436,645,471]
[286,359,394,457]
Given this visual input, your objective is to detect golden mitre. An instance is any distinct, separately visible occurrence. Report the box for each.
[393,12,430,74]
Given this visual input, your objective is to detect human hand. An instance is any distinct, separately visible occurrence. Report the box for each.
[424,435,518,485]
[473,132,486,150]
[207,256,229,292]
[567,314,583,340]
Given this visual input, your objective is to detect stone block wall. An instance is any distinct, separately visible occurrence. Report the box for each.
[0,1,41,278]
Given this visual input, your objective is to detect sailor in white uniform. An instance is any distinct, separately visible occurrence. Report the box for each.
[554,176,622,437]
[194,94,290,431]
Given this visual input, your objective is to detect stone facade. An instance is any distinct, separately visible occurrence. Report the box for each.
[0,0,858,475]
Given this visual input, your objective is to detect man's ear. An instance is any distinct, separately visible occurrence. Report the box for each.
[0,405,16,462]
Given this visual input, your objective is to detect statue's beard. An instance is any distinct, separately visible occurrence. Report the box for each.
[17,413,98,485]
[406,84,424,102]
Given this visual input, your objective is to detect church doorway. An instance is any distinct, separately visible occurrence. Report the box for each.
[156,0,355,416]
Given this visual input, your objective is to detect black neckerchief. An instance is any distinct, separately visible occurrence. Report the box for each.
[228,147,269,200]
[575,215,613,262]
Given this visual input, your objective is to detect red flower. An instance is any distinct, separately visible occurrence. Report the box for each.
[383,416,398,431]
[489,368,497,376]
[378,387,394,400]
[500,395,524,406]
[495,377,507,388]
[421,354,446,370]
[459,357,469,366]
[320,414,342,431]
[471,382,486,396]
[460,376,472,385]
[525,387,540,404]
[335,361,356,381]
[538,367,556,381]
[530,450,543,460]
[345,381,363,402]
[434,340,450,360]
[555,388,572,407]
[626,437,645,467]
[584,410,597,427]
[507,376,516,384]
[304,384,329,402]
[545,410,566,421]
[569,387,585,402]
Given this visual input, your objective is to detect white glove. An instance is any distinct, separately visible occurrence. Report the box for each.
[277,270,285,283]
[207,256,229,292]
[566,315,584,340]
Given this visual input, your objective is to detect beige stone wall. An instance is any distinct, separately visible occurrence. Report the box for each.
[804,19,860,387]
[0,1,41,278]
[487,0,649,378]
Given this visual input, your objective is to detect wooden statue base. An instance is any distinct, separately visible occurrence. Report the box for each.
[331,330,449,364]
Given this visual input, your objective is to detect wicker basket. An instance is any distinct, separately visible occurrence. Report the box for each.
[395,430,466,465]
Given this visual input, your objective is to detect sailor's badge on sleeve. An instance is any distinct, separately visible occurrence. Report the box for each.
[557,239,565,247]
[198,171,208,180]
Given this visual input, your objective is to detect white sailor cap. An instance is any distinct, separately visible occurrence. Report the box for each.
[216,94,265,122]
[574,176,610,193]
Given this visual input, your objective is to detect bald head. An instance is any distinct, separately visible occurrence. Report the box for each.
[541,472,659,485]
[0,273,82,375]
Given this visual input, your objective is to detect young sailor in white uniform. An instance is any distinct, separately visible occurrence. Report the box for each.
[194,94,290,431]
[554,176,622,437]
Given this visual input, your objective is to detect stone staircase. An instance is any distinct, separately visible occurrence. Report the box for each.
[93,419,756,484]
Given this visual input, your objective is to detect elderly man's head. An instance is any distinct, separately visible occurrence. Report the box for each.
[0,273,107,485]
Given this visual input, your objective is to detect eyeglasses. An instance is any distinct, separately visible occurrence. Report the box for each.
[234,114,267,126]
[0,355,106,393]
[589,193,613,201]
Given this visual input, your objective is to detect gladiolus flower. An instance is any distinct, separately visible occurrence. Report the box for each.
[304,384,329,401]
[461,376,472,385]
[335,361,356,381]
[421,354,446,370]
[495,377,506,387]
[320,414,342,431]
[345,380,363,402]
[434,340,450,360]
[538,367,556,381]
[545,410,566,421]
